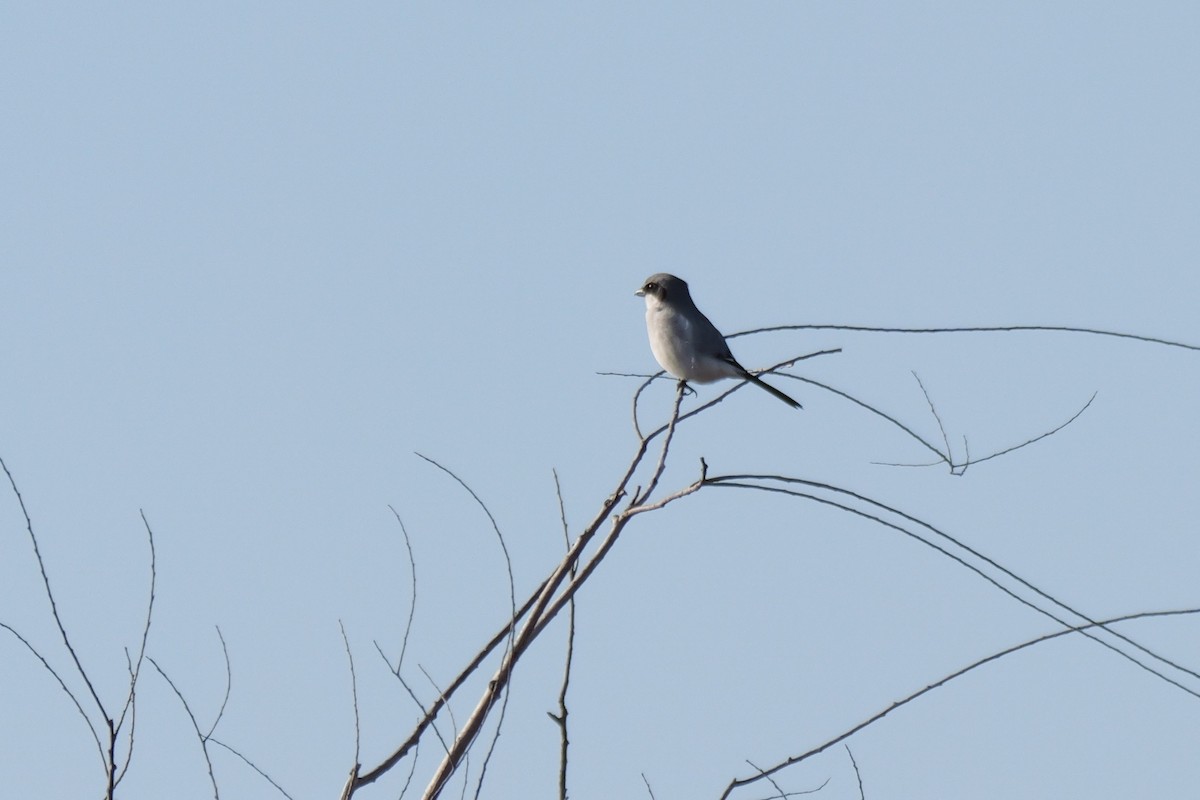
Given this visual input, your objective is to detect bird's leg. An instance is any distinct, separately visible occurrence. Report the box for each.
[677,379,697,399]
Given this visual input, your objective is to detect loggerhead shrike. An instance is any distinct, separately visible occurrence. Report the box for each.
[636,273,801,409]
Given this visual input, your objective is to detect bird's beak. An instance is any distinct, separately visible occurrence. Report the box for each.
[634,288,645,297]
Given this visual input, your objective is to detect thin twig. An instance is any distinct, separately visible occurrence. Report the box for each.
[418,663,459,760]
[148,656,220,800]
[956,391,1097,469]
[205,626,233,740]
[550,469,575,800]
[1,457,109,739]
[912,372,955,470]
[388,506,419,675]
[115,651,139,790]
[373,640,452,757]
[744,759,788,799]
[114,510,158,787]
[635,381,687,505]
[874,392,1097,471]
[207,738,296,800]
[414,455,517,800]
[846,745,865,800]
[781,375,948,464]
[339,621,362,772]
[0,620,105,767]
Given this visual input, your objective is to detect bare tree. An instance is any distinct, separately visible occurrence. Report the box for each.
[3,324,1199,798]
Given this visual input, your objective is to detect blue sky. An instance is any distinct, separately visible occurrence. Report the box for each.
[2,4,1199,798]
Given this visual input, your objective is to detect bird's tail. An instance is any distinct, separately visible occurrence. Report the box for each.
[742,370,802,409]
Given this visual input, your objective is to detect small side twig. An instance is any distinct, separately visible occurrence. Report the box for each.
[414,455,516,800]
[205,626,232,740]
[114,510,158,787]
[207,738,295,800]
[387,506,420,676]
[339,621,362,776]
[846,745,865,800]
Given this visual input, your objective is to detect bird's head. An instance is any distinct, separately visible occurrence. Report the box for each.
[635,273,689,304]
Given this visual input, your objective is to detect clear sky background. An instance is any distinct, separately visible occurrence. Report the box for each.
[2,4,1199,799]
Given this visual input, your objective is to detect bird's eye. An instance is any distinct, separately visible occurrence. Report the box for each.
[646,282,658,292]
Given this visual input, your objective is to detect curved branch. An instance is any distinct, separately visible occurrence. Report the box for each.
[707,476,1200,695]
[148,656,219,799]
[114,510,158,786]
[729,323,1200,353]
[0,620,106,769]
[1,457,109,737]
[719,608,1200,797]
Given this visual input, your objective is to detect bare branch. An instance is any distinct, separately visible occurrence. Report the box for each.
[956,391,1097,469]
[361,380,703,792]
[718,608,1200,797]
[0,620,106,769]
[205,627,233,740]
[913,371,955,469]
[357,580,552,786]
[207,738,296,800]
[729,323,1200,353]
[387,506,419,675]
[706,476,1200,696]
[744,759,788,799]
[619,348,840,441]
[743,757,830,798]
[1,456,109,736]
[114,651,139,788]
[148,656,219,800]
[375,640,453,758]
[114,510,158,786]
[528,460,709,646]
[845,745,865,800]
[416,434,702,797]
[634,381,686,505]
[874,391,1097,472]
[415,454,517,630]
[339,621,362,773]
[780,375,949,464]
[418,663,459,761]
[414,455,517,800]
[550,469,575,800]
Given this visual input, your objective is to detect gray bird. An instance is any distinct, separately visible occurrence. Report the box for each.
[636,273,801,408]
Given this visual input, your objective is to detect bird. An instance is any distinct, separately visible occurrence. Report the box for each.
[636,273,801,408]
